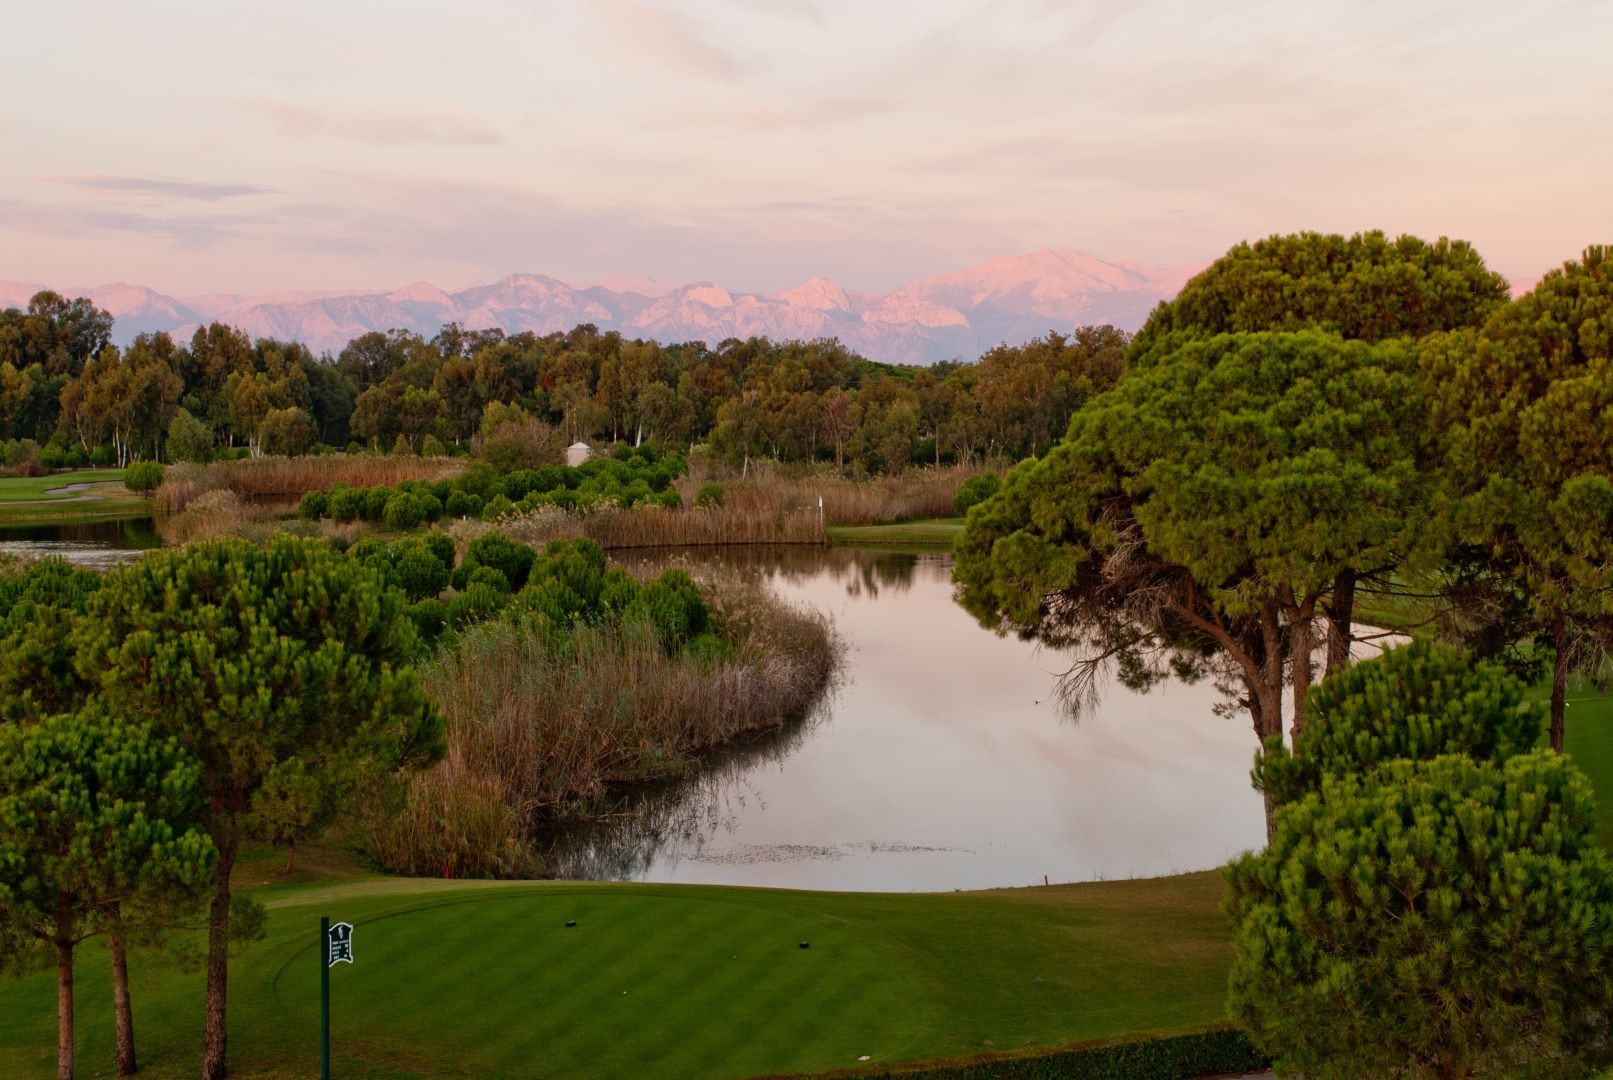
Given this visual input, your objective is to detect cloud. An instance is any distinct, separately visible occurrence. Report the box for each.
[587,1,751,81]
[42,174,275,201]
[252,102,504,147]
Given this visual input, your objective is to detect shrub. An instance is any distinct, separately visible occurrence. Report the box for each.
[953,472,1001,515]
[462,530,536,591]
[446,490,483,518]
[480,493,515,522]
[297,490,329,520]
[124,460,166,494]
[1227,751,1613,1079]
[363,485,393,522]
[392,542,450,602]
[445,581,508,629]
[422,532,455,569]
[328,486,365,523]
[1255,640,1542,806]
[631,569,709,647]
[420,435,446,457]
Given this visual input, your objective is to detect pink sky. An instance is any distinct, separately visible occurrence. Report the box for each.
[2,0,1608,296]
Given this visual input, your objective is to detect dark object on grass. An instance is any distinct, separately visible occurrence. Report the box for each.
[565,920,576,928]
[799,941,810,949]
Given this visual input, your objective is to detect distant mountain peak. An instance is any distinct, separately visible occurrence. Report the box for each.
[779,277,852,312]
[4,248,1194,364]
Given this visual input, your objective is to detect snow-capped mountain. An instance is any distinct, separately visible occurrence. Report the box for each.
[0,250,1194,364]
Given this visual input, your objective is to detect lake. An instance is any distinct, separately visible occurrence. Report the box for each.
[0,528,1271,891]
[544,546,1268,891]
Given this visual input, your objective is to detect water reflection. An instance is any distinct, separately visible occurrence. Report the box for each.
[0,517,159,569]
[544,546,1268,891]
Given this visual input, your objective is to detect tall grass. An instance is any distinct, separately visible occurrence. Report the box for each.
[363,573,837,878]
[713,463,979,526]
[154,454,461,513]
[477,464,983,550]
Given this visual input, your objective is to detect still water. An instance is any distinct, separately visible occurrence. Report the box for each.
[545,547,1268,891]
[0,517,158,569]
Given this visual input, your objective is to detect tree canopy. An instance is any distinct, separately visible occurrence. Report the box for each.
[955,330,1431,763]
[1134,230,1509,350]
[1422,246,1613,750]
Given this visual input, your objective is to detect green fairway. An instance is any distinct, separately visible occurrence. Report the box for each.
[829,518,964,547]
[0,469,148,524]
[3,616,1610,1078]
[0,869,1234,1079]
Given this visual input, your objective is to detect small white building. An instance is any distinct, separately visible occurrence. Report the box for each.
[565,441,593,467]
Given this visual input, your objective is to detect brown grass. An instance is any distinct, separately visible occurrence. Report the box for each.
[713,463,978,526]
[156,489,251,545]
[154,454,462,513]
[363,573,838,878]
[471,464,983,551]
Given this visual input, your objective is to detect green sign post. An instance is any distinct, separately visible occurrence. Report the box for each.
[321,917,354,1079]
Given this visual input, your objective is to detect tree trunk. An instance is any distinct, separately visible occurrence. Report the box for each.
[1324,568,1355,679]
[1289,600,1315,742]
[1550,620,1569,754]
[282,841,297,877]
[56,898,74,1080]
[109,924,137,1076]
[202,833,238,1080]
[1252,679,1284,841]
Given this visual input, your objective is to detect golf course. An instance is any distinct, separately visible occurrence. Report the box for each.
[0,682,1605,1079]
[0,469,148,524]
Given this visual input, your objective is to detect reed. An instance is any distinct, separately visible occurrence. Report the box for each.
[363,573,837,877]
[154,454,461,512]
[157,489,250,545]
[473,464,984,551]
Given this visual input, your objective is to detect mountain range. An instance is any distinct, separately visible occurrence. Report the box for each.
[0,250,1197,365]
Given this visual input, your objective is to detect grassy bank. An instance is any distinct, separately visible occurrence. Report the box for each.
[0,469,149,524]
[829,518,965,547]
[0,866,1235,1080]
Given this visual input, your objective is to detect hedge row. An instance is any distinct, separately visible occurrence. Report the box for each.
[783,1026,1268,1080]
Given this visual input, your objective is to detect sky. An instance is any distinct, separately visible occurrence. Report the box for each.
[1,0,1609,297]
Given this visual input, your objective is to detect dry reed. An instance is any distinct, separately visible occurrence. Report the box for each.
[467,464,982,551]
[154,454,462,513]
[362,573,837,877]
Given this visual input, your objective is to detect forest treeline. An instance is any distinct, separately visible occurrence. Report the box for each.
[0,292,1126,473]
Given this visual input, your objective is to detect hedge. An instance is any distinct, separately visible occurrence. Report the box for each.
[773,1026,1268,1080]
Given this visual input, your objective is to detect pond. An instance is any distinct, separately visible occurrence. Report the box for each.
[543,546,1268,891]
[0,528,1272,891]
[0,517,159,569]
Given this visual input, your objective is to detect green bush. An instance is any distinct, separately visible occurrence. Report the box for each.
[694,481,725,508]
[832,1026,1266,1079]
[480,493,515,521]
[327,486,365,523]
[1227,752,1613,1079]
[123,460,166,494]
[383,493,427,530]
[297,490,329,520]
[445,490,482,518]
[631,569,709,647]
[391,542,450,602]
[463,531,536,590]
[363,486,393,522]
[423,532,455,569]
[953,472,1001,516]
